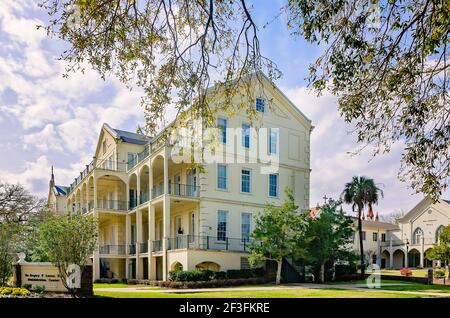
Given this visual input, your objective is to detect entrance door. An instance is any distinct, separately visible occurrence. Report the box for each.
[143,258,148,280]
[381,258,386,269]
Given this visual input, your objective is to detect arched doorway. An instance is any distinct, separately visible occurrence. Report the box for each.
[408,249,420,268]
[381,250,390,269]
[424,248,433,268]
[393,249,405,269]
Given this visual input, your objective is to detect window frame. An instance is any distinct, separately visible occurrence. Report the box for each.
[241,168,251,193]
[268,128,278,155]
[242,123,251,148]
[216,164,228,190]
[217,210,228,242]
[241,212,252,243]
[217,117,227,144]
[268,173,279,198]
[255,98,265,113]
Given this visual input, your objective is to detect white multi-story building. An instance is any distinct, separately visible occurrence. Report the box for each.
[48,74,312,281]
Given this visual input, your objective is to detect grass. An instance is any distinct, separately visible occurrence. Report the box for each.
[93,283,161,289]
[380,269,449,278]
[375,283,450,294]
[331,279,413,285]
[94,288,424,298]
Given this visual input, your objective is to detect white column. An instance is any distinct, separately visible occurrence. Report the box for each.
[125,214,131,279]
[136,208,143,279]
[92,176,100,281]
[376,230,381,267]
[149,205,156,280]
[389,238,393,268]
[420,237,424,267]
[162,149,171,280]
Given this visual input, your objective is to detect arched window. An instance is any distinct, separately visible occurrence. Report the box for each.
[436,225,445,243]
[413,227,423,244]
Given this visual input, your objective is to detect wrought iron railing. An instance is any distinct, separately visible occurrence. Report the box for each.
[140,242,148,253]
[129,243,136,255]
[99,245,126,255]
[139,192,150,205]
[152,240,162,252]
[169,184,200,197]
[166,235,252,252]
[151,184,164,199]
[97,200,128,211]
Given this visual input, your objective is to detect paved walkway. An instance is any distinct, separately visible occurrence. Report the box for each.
[94,282,450,297]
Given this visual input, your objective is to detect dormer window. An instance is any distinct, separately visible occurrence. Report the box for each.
[255,98,265,113]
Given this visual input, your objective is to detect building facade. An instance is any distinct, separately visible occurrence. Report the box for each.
[48,75,312,281]
[355,197,450,269]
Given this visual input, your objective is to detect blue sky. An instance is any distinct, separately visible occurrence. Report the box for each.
[0,1,447,216]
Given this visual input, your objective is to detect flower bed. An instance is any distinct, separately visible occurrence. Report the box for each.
[0,287,34,298]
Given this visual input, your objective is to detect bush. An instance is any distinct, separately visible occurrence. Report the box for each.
[434,269,446,279]
[0,287,12,295]
[335,264,357,277]
[22,284,32,290]
[111,279,120,284]
[400,268,413,277]
[226,269,254,279]
[213,271,227,280]
[33,285,46,293]
[168,270,214,282]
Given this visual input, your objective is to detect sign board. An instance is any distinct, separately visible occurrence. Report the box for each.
[20,263,68,292]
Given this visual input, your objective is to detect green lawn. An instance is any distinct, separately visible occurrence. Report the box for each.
[93,283,161,289]
[374,283,450,294]
[380,269,449,278]
[94,288,424,298]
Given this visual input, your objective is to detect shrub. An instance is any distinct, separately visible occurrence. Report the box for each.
[213,271,227,280]
[335,264,357,277]
[111,279,120,284]
[400,268,413,277]
[22,284,32,290]
[33,285,46,293]
[226,269,253,279]
[1,287,12,295]
[434,269,446,279]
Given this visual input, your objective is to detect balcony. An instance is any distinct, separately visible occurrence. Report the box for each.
[97,200,128,212]
[150,183,200,200]
[139,192,150,205]
[129,243,136,255]
[165,235,252,252]
[152,240,162,253]
[99,245,126,255]
[127,145,151,171]
[67,159,128,195]
[140,242,148,253]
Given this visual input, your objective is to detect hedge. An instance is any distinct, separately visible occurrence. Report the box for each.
[126,277,268,289]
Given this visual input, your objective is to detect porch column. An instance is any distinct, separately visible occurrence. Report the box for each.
[85,181,89,212]
[137,172,141,206]
[136,208,143,279]
[92,176,100,281]
[149,205,156,280]
[125,214,131,279]
[162,149,171,281]
[420,237,424,267]
[404,250,408,268]
[376,230,381,267]
[389,238,393,268]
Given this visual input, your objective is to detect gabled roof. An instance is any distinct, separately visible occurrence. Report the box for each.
[54,185,69,196]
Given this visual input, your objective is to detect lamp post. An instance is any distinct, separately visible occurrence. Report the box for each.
[406,239,410,268]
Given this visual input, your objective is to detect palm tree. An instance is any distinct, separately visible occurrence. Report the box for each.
[342,176,383,278]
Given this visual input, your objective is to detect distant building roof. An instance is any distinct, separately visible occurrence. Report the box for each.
[54,185,69,196]
[443,199,450,205]
[353,217,399,231]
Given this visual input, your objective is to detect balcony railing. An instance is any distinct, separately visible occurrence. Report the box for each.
[150,183,200,200]
[127,145,151,171]
[68,159,128,194]
[151,184,164,199]
[139,192,150,205]
[166,235,252,252]
[169,183,200,197]
[97,200,128,211]
[140,242,148,253]
[152,240,162,252]
[99,245,126,255]
[129,243,136,255]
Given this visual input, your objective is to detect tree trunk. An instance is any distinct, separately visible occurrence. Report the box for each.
[358,206,365,279]
[276,260,282,285]
[320,263,325,283]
